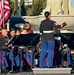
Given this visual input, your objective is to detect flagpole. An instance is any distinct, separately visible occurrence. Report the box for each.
[18,0,21,16]
[2,0,4,28]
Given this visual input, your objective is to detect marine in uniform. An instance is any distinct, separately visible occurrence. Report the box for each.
[0,28,9,73]
[9,28,20,72]
[21,22,35,71]
[39,11,67,68]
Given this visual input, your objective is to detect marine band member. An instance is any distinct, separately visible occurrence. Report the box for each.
[0,28,9,73]
[39,11,67,68]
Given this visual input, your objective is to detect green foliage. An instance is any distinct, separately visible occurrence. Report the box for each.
[9,0,18,16]
[25,5,32,16]
[9,0,47,16]
[31,0,44,16]
[43,0,47,9]
[14,0,18,16]
[9,0,26,16]
[9,1,14,16]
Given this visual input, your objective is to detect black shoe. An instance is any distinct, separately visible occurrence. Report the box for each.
[9,70,16,73]
[68,65,72,68]
[44,66,48,68]
[15,69,20,73]
[1,69,9,74]
[13,67,20,73]
[39,66,47,68]
[26,68,32,72]
[1,70,4,74]
[62,66,67,68]
[48,66,53,68]
[26,66,32,72]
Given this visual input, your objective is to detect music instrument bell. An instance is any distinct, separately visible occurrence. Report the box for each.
[15,23,35,29]
[15,23,27,29]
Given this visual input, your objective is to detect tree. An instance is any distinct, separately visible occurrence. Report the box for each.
[9,0,14,16]
[31,0,44,16]
[9,0,18,16]
[14,0,18,15]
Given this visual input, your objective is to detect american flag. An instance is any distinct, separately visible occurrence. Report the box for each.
[0,0,10,28]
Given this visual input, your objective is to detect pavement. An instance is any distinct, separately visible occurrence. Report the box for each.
[0,72,74,75]
[1,68,74,75]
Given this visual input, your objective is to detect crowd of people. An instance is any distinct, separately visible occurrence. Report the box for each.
[0,11,74,74]
[0,22,35,74]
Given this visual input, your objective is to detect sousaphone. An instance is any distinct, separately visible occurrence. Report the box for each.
[15,23,35,29]
[15,23,27,29]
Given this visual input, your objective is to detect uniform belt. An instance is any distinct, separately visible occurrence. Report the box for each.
[43,31,52,33]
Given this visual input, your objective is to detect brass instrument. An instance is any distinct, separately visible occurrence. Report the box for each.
[15,23,35,29]
[15,23,27,29]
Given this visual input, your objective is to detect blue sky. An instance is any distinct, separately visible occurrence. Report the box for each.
[72,0,74,7]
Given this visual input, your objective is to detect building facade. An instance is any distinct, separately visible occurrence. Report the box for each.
[24,0,33,6]
[42,0,74,15]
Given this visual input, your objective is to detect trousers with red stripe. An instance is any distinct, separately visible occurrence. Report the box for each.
[23,51,35,67]
[8,51,20,68]
[39,40,55,68]
[0,52,8,70]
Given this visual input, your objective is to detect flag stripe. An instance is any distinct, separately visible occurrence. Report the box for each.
[0,0,10,28]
